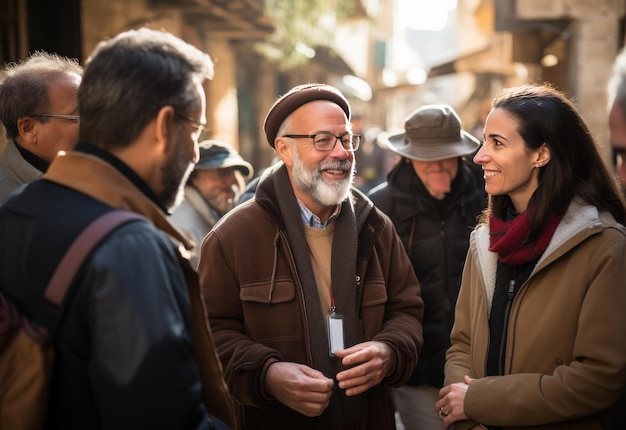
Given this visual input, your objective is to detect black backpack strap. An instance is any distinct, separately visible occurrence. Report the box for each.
[36,210,146,333]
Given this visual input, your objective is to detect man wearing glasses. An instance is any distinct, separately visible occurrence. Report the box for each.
[198,83,424,429]
[0,28,234,429]
[0,51,82,202]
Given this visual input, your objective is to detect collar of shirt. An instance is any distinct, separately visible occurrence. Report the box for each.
[14,139,49,173]
[297,198,341,228]
[74,141,169,213]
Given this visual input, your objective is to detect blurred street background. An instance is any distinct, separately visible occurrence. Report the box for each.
[0,0,623,188]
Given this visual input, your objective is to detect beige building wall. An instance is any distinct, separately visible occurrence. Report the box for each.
[81,0,182,58]
[204,36,239,148]
[80,0,239,151]
[517,0,625,166]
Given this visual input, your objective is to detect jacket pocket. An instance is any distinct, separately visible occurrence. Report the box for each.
[240,280,295,304]
[361,281,388,338]
[239,280,303,344]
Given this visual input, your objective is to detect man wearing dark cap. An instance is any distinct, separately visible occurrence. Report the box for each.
[368,104,486,430]
[198,83,424,429]
[170,139,253,268]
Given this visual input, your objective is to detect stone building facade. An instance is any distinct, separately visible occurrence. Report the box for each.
[1,0,626,171]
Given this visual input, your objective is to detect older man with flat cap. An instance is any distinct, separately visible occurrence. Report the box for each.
[197,83,424,429]
[368,104,486,430]
[170,139,253,268]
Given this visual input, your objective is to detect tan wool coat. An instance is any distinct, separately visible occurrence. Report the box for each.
[446,199,626,430]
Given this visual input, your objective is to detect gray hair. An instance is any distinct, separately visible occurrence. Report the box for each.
[0,51,83,139]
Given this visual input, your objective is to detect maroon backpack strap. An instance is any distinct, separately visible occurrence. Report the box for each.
[44,210,146,306]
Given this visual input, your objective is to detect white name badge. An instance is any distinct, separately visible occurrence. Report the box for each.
[328,312,344,356]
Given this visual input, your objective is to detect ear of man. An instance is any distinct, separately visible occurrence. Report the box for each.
[274,136,294,168]
[15,116,38,149]
[155,105,178,159]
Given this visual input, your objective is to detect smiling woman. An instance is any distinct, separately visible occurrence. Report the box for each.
[438,83,626,430]
[474,106,549,213]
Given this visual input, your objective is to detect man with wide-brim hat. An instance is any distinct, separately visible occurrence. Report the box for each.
[369,104,486,430]
[170,139,253,268]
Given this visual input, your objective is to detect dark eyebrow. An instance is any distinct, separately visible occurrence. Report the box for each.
[486,133,509,142]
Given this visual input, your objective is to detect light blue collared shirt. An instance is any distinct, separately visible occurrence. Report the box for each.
[297,198,341,228]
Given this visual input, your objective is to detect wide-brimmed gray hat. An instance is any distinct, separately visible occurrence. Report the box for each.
[196,140,253,179]
[379,104,479,161]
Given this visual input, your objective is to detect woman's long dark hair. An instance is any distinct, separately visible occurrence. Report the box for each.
[482,84,626,243]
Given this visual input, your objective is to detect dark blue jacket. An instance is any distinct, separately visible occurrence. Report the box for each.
[0,143,229,430]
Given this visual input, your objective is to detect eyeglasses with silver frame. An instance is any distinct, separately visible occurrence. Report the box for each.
[31,113,80,122]
[176,113,207,136]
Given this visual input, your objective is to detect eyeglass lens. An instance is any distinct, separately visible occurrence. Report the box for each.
[314,133,360,151]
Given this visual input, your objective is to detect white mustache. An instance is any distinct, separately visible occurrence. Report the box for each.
[319,160,352,171]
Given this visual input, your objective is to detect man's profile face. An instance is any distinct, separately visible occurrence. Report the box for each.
[609,100,626,194]
[30,72,82,161]
[161,127,196,210]
[160,81,206,210]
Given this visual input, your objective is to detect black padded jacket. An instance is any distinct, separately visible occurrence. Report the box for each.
[368,158,486,388]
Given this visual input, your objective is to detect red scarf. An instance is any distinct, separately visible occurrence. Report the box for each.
[489,210,561,265]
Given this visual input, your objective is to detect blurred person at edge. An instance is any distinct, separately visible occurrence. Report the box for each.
[437,84,626,430]
[170,139,253,268]
[368,104,486,430]
[605,45,626,430]
[0,51,82,202]
[0,28,235,429]
[352,114,390,194]
[198,83,424,429]
[609,46,626,196]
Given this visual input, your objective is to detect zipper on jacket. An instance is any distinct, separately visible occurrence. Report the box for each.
[498,279,516,375]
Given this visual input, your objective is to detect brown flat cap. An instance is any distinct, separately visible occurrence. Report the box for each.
[263,83,351,148]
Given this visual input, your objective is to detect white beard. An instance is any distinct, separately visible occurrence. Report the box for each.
[291,148,355,207]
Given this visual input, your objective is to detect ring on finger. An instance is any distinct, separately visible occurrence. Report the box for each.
[440,407,448,416]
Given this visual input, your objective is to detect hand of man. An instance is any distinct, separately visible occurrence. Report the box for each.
[334,341,393,396]
[265,361,334,417]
